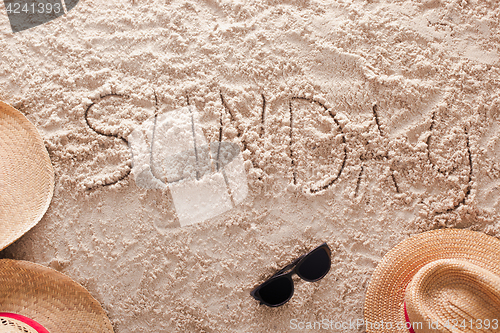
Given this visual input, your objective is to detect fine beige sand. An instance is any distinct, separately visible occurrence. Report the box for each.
[1,0,500,332]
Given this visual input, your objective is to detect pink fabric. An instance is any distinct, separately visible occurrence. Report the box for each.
[0,312,50,333]
[403,302,416,333]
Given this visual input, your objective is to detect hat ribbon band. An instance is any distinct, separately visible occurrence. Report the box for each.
[403,302,416,333]
[0,312,50,333]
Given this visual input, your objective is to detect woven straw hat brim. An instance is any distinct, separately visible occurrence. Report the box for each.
[1,316,40,332]
[0,260,114,333]
[405,259,500,330]
[364,229,500,333]
[0,101,54,250]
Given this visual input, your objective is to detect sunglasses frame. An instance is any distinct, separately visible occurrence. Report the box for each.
[250,243,331,307]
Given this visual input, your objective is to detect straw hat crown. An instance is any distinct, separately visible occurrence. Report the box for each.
[405,259,500,333]
[364,229,500,333]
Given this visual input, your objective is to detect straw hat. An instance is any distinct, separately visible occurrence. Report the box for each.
[0,259,114,332]
[0,101,54,250]
[364,228,500,333]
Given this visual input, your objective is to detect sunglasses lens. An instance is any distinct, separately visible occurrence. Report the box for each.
[258,276,293,306]
[297,247,330,281]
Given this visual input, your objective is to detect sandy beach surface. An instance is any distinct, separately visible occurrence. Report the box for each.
[1,0,500,332]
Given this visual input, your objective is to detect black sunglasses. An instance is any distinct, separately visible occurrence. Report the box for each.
[250,243,331,307]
